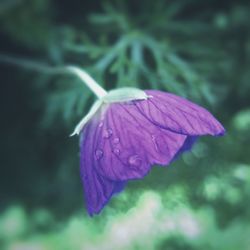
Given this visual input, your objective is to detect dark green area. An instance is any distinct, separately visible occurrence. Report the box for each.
[0,0,249,249]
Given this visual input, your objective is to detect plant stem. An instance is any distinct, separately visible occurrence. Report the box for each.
[66,66,107,98]
[0,54,107,98]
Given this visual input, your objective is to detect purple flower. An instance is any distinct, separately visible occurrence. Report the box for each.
[73,87,225,216]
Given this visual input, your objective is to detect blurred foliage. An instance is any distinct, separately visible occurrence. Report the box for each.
[0,0,250,249]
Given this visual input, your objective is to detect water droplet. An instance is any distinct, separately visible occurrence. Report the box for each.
[103,128,113,138]
[151,135,159,151]
[98,122,104,128]
[95,149,103,160]
[113,137,120,144]
[128,155,142,167]
[113,148,120,155]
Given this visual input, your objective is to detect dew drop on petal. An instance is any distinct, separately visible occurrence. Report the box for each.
[113,137,120,144]
[151,135,159,151]
[98,122,104,128]
[95,149,103,160]
[128,155,142,167]
[103,128,113,138]
[113,148,120,155]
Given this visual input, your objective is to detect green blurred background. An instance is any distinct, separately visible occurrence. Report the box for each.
[0,0,250,249]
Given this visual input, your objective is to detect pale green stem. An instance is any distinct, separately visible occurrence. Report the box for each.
[65,66,107,98]
[0,54,107,99]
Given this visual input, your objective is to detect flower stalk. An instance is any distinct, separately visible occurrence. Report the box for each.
[66,66,107,99]
[0,54,107,99]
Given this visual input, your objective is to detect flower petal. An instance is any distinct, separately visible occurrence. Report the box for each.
[79,89,225,215]
[80,121,126,216]
[135,90,225,136]
[92,102,189,182]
